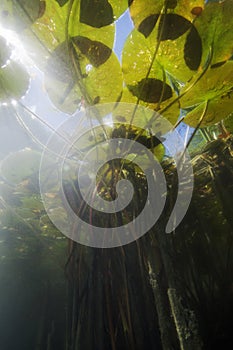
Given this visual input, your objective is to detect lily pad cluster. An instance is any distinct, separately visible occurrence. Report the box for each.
[125,0,233,127]
[0,0,232,127]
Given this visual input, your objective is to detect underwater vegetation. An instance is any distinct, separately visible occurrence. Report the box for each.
[0,0,233,349]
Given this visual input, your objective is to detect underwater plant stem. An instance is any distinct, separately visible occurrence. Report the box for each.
[148,262,177,350]
[168,288,203,350]
[65,0,93,106]
[105,272,117,350]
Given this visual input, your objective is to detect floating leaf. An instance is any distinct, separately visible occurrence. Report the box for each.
[156,25,202,81]
[72,36,112,67]
[55,0,69,6]
[115,88,180,128]
[0,61,29,101]
[24,0,116,79]
[81,50,123,104]
[80,0,114,28]
[129,0,204,29]
[128,78,172,103]
[31,0,115,53]
[181,61,233,127]
[168,0,204,22]
[122,22,200,95]
[194,0,233,66]
[0,149,41,185]
[181,61,233,108]
[138,14,159,38]
[46,41,75,84]
[45,38,123,113]
[127,2,204,81]
[158,14,191,41]
[79,0,128,27]
[184,94,233,128]
[129,0,163,29]
[17,0,42,22]
[122,29,157,85]
[184,26,202,70]
[31,0,68,51]
[0,0,41,30]
[121,30,180,123]
[166,0,178,10]
[0,36,11,66]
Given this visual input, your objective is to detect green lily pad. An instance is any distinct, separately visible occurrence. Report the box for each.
[129,0,204,29]
[0,149,41,184]
[72,36,112,67]
[80,0,128,27]
[32,0,115,51]
[182,61,233,127]
[0,0,41,30]
[181,60,233,106]
[122,17,201,89]
[0,36,11,66]
[0,61,29,101]
[194,0,233,66]
[55,0,69,6]
[80,0,114,28]
[45,38,123,113]
[127,78,173,104]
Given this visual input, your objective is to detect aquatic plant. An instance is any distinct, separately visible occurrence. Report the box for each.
[0,1,232,349]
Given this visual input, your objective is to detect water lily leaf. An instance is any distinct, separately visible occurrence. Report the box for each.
[0,61,29,101]
[169,0,204,22]
[184,26,202,70]
[72,36,112,67]
[25,0,115,75]
[80,0,128,27]
[128,78,173,103]
[127,2,204,81]
[117,89,180,128]
[0,36,11,66]
[17,0,43,22]
[0,149,41,185]
[138,13,194,40]
[31,0,68,51]
[194,0,233,66]
[158,14,191,41]
[0,0,41,30]
[45,38,123,113]
[45,42,74,84]
[181,61,233,108]
[129,0,163,30]
[141,13,202,73]
[81,49,123,105]
[184,93,233,128]
[121,31,180,123]
[129,0,204,29]
[31,0,115,53]
[55,0,69,6]
[138,14,159,38]
[181,61,233,127]
[114,91,180,130]
[122,29,156,84]
[122,22,200,98]
[0,0,13,29]
[80,0,114,28]
[158,25,202,81]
